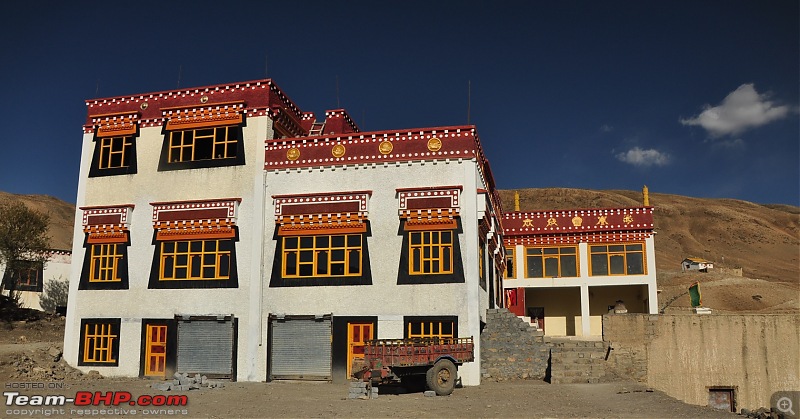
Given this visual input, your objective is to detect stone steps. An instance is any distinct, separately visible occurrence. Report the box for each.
[549,339,608,384]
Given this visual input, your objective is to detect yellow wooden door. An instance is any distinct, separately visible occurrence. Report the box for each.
[347,323,373,378]
[145,325,167,378]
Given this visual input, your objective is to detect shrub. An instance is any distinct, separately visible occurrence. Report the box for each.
[39,276,69,314]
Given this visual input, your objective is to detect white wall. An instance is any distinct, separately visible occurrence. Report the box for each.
[65,116,269,378]
[262,158,486,384]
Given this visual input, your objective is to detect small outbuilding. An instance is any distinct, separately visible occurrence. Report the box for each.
[682,257,714,273]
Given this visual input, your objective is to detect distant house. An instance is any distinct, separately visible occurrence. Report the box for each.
[682,257,714,273]
[1,250,72,311]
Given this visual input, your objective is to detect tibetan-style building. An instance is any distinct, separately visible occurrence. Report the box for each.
[64,79,505,384]
[502,193,658,337]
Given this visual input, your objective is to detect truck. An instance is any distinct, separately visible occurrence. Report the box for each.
[357,336,474,396]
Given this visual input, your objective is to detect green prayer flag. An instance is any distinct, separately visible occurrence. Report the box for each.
[688,281,702,307]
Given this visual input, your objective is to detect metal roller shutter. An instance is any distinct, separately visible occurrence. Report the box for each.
[177,317,235,378]
[270,315,331,380]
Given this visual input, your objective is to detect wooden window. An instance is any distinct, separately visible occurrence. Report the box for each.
[505,247,516,279]
[409,231,454,275]
[15,265,40,289]
[282,234,362,278]
[167,126,238,163]
[89,244,123,282]
[479,241,485,280]
[159,239,232,280]
[590,243,645,276]
[79,319,120,366]
[98,136,133,169]
[525,246,578,278]
[406,319,455,339]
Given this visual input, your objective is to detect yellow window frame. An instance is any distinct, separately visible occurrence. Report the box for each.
[167,126,238,163]
[98,136,133,169]
[407,321,455,339]
[505,247,516,279]
[409,230,454,275]
[89,243,123,282]
[589,242,646,276]
[159,239,231,280]
[282,234,363,278]
[82,322,117,364]
[524,245,579,278]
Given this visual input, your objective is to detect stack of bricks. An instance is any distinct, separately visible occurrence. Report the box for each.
[347,381,378,399]
[480,308,550,381]
[548,339,608,384]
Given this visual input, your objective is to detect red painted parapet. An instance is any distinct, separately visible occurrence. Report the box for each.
[323,109,360,135]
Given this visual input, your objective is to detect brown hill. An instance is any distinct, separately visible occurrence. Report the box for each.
[0,192,75,251]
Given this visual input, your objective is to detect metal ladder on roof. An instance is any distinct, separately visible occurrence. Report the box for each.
[309,122,325,136]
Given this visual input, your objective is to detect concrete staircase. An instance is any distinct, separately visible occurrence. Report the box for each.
[549,339,608,384]
[481,308,550,381]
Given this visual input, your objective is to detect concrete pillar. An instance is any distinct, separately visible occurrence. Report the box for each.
[647,283,659,314]
[580,284,591,337]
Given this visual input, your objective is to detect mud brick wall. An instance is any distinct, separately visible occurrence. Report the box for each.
[602,313,800,411]
[480,308,550,381]
[602,313,657,382]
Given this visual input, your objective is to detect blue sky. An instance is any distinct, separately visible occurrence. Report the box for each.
[1,1,797,206]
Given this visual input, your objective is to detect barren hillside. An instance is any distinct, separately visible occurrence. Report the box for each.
[0,191,75,251]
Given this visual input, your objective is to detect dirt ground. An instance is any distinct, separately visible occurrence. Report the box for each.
[2,378,740,419]
[0,317,740,419]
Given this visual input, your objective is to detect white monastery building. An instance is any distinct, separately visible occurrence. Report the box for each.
[64,79,506,384]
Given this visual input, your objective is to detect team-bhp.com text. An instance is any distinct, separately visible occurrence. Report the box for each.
[4,391,188,416]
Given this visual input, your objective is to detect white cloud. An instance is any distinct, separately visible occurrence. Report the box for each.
[616,147,671,167]
[600,124,614,132]
[680,84,791,137]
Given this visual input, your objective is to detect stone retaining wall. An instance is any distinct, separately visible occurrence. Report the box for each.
[480,308,549,381]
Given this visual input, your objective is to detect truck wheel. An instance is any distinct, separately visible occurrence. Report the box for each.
[426,359,456,396]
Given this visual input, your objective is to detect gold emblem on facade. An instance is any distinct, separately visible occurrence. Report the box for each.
[200,95,209,103]
[522,218,534,227]
[546,217,558,227]
[379,141,393,154]
[332,144,346,158]
[286,147,300,161]
[140,102,148,110]
[596,215,608,226]
[623,214,634,225]
[427,137,442,152]
[572,216,583,227]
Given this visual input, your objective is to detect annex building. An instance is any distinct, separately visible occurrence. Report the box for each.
[502,192,658,337]
[64,79,505,384]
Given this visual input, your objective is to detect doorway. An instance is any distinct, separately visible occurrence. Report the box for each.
[144,324,167,378]
[347,322,374,378]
